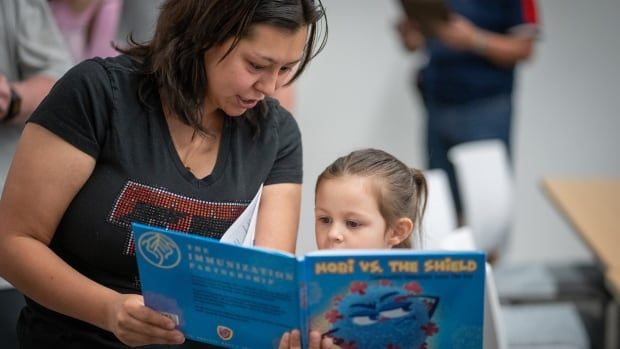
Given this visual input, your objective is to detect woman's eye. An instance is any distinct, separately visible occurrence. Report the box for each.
[346,220,360,228]
[379,307,410,319]
[279,66,291,73]
[250,62,265,70]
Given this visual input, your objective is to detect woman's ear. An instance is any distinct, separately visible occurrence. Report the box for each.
[387,217,414,247]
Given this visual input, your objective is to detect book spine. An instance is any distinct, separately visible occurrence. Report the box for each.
[297,258,309,349]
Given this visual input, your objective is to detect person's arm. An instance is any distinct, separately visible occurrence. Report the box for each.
[474,30,534,67]
[254,183,301,253]
[0,0,73,123]
[0,75,13,121]
[434,15,535,67]
[0,75,57,123]
[0,124,184,346]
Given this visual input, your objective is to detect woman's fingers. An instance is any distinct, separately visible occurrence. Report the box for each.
[289,330,302,348]
[278,329,302,349]
[278,329,332,349]
[109,294,184,346]
[278,331,291,349]
[127,300,176,330]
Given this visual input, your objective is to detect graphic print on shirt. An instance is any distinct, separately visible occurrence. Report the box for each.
[108,181,249,255]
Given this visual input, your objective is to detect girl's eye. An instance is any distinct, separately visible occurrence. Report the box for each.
[279,66,291,73]
[317,216,331,224]
[346,220,360,228]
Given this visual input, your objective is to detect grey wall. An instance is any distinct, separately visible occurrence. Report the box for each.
[294,0,620,264]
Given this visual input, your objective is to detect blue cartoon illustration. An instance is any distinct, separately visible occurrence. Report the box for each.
[322,281,439,349]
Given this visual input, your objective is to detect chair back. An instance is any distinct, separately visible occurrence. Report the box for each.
[436,226,476,251]
[447,140,513,254]
[419,169,457,250]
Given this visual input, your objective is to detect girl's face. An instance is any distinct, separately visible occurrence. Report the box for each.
[315,176,396,250]
[203,24,308,117]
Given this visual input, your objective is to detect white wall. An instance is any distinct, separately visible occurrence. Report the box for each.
[511,0,620,263]
[294,0,620,264]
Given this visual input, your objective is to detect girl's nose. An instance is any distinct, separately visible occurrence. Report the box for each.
[327,225,344,244]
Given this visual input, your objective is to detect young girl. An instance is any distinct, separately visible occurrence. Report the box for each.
[279,148,427,349]
[314,148,427,251]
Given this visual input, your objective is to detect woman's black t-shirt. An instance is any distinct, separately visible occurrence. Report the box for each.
[20,55,302,348]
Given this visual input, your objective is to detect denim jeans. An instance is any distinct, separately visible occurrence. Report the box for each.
[424,93,513,215]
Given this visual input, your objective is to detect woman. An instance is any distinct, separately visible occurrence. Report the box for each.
[0,0,327,348]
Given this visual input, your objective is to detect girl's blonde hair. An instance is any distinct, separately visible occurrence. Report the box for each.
[316,148,427,248]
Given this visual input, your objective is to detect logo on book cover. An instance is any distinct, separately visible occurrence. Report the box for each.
[322,281,439,349]
[137,231,181,269]
[216,325,233,341]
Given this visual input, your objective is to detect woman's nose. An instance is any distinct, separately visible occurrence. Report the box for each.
[255,70,279,96]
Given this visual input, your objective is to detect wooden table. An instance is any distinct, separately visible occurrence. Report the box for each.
[542,179,620,268]
[543,178,620,349]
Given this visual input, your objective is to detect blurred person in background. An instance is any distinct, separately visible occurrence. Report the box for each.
[396,0,539,218]
[49,0,123,63]
[0,0,72,348]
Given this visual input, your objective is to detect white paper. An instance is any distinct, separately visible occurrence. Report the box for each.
[219,185,263,247]
[0,277,13,290]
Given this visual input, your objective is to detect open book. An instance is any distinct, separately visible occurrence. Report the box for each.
[133,223,485,349]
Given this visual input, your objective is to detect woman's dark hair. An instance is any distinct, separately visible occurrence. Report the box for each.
[119,0,327,135]
[316,149,428,249]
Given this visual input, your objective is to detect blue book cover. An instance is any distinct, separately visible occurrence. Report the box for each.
[133,223,485,349]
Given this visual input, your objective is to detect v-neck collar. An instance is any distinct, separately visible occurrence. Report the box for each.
[154,97,231,187]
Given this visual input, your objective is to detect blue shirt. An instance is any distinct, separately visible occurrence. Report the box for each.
[419,0,539,104]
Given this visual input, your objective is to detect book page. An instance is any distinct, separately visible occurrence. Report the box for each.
[133,223,301,348]
[219,185,262,247]
[0,277,13,290]
[302,251,486,349]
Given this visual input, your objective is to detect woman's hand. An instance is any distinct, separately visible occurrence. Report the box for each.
[106,294,185,347]
[279,329,334,349]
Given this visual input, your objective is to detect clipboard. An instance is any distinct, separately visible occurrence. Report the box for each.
[400,0,451,36]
